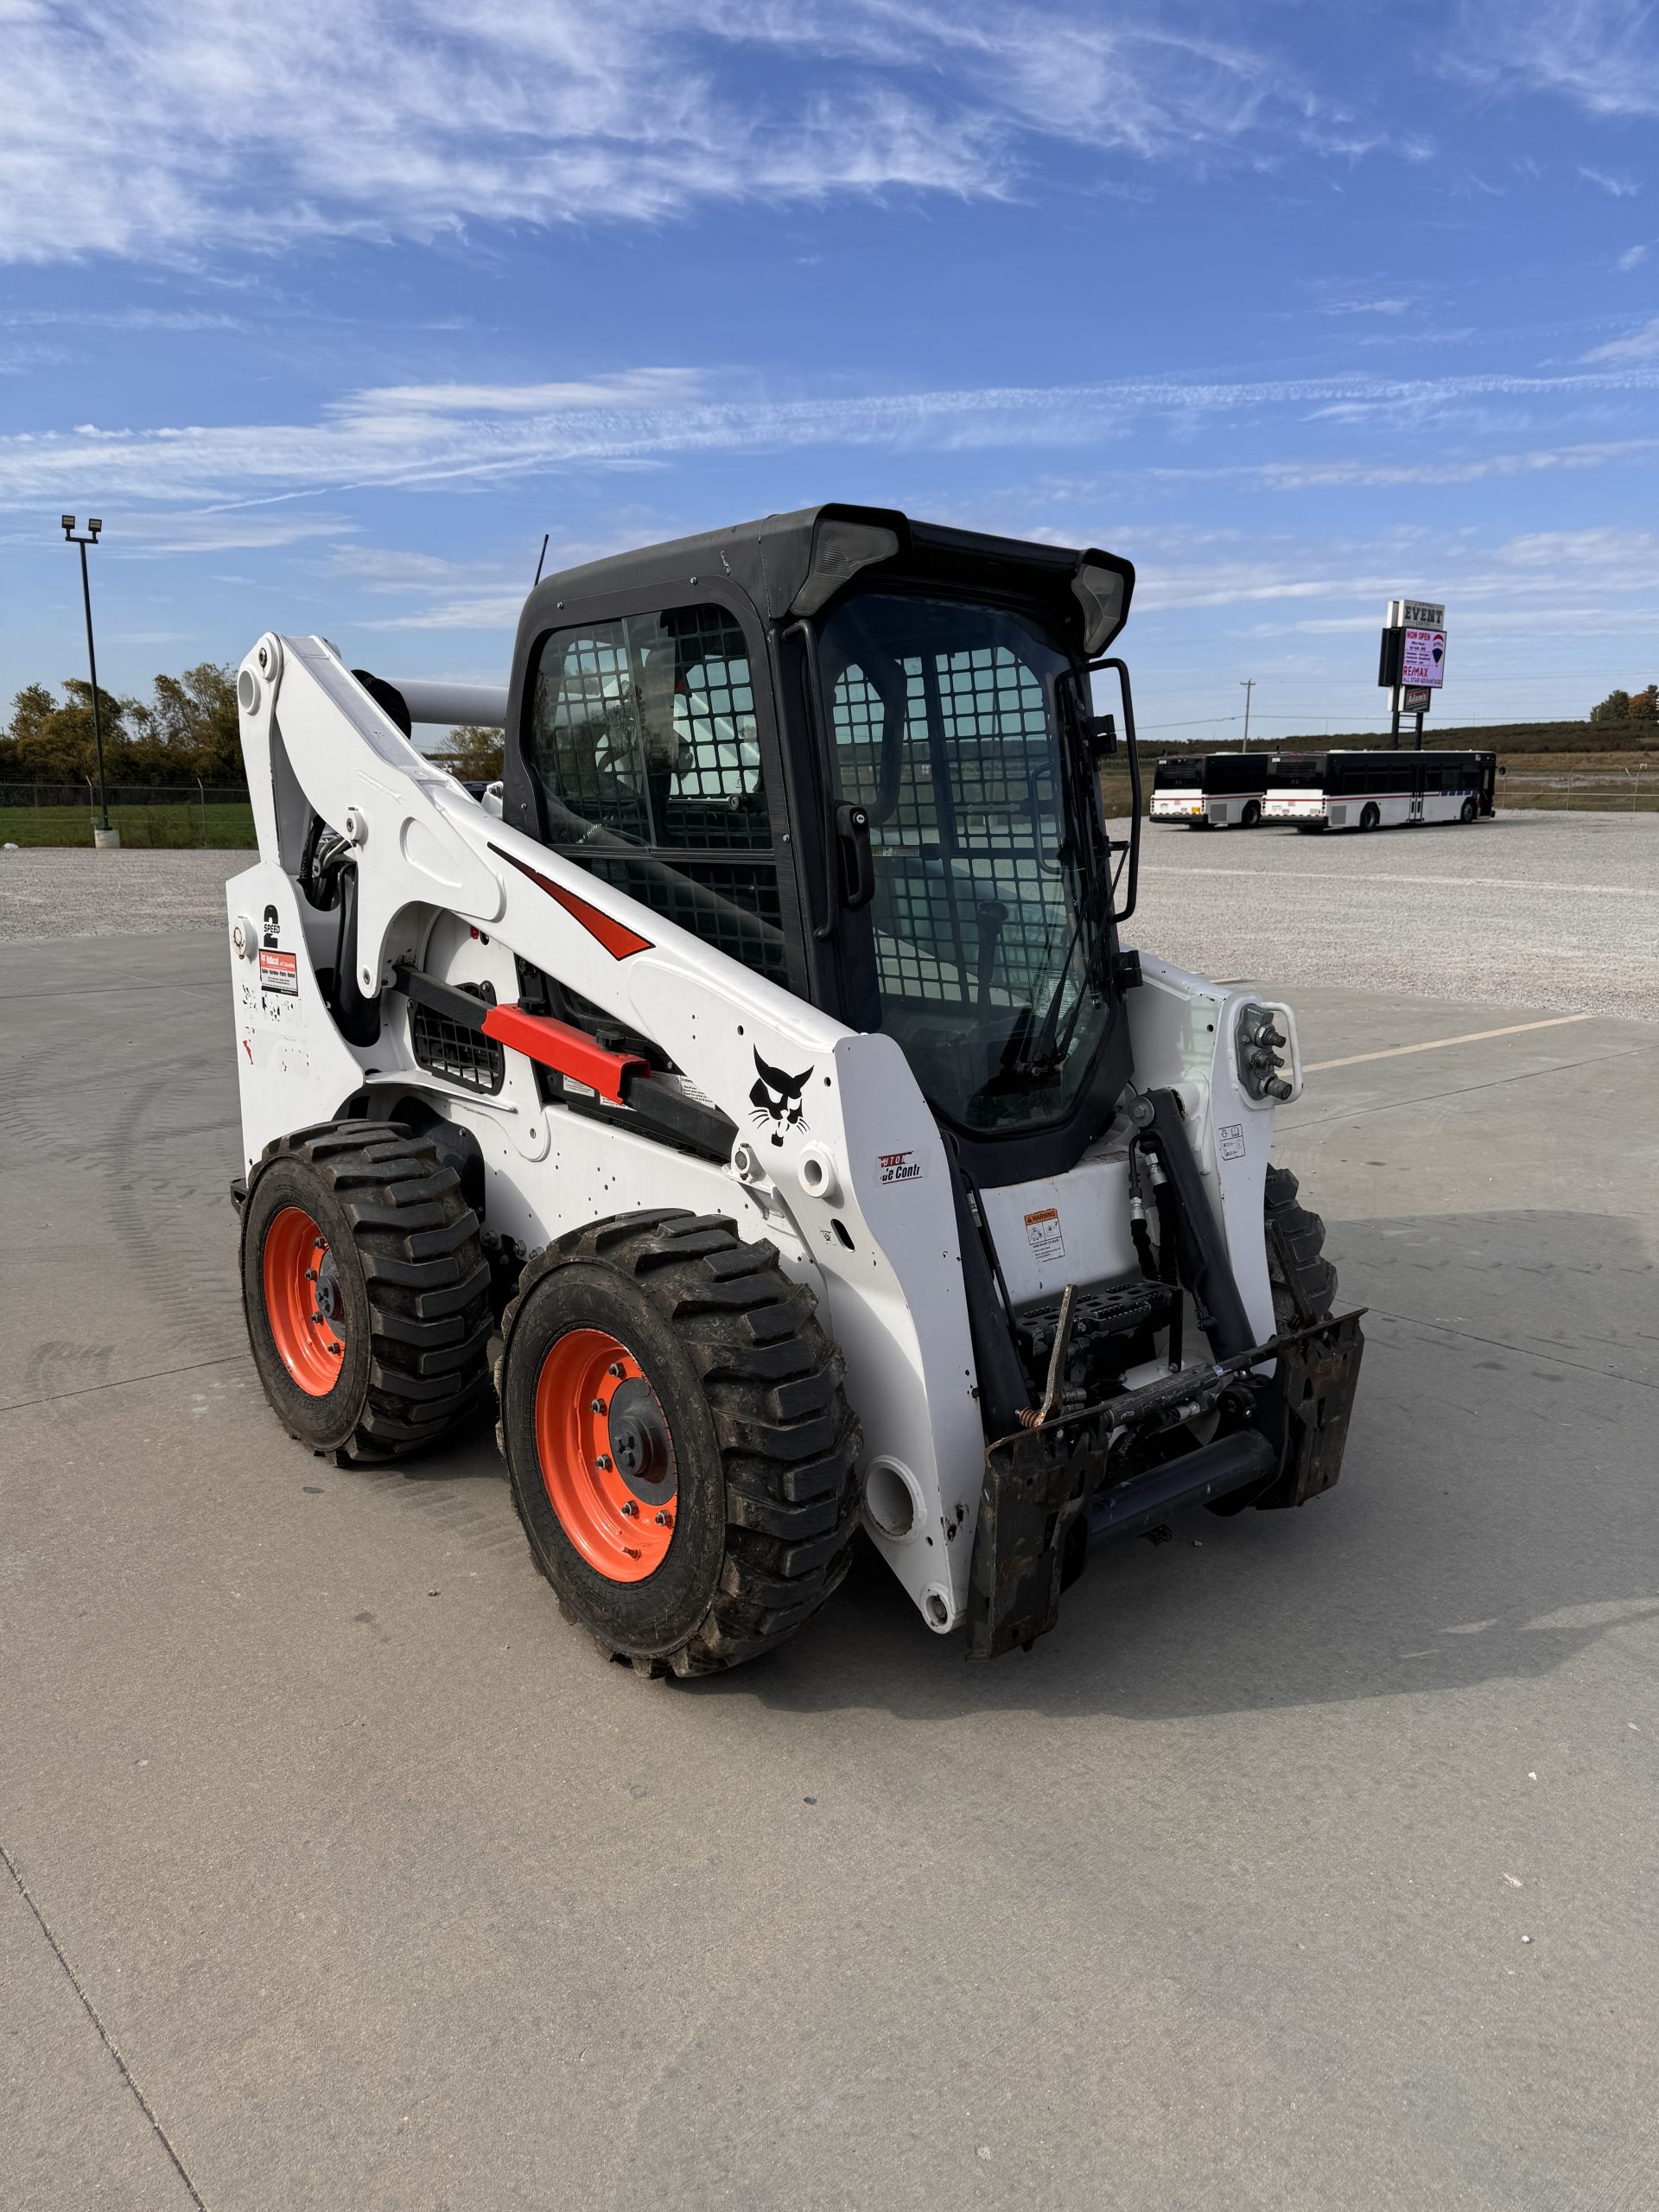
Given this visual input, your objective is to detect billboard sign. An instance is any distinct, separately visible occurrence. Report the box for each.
[1400,627,1446,689]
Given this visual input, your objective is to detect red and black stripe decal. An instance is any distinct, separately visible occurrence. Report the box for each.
[489,844,652,960]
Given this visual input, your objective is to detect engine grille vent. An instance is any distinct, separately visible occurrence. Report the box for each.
[410,990,505,1096]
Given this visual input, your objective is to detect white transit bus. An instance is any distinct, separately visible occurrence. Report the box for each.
[1149,751,1268,829]
[1262,749,1498,832]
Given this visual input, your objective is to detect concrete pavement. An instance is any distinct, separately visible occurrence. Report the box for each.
[2,931,1656,2210]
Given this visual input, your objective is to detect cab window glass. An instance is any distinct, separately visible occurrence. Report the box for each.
[524,603,785,985]
[528,605,766,852]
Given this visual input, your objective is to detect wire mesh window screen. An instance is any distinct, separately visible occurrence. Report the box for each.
[532,622,647,842]
[664,607,766,850]
[822,592,1113,1136]
[579,856,787,986]
[529,606,767,852]
[829,630,1067,1011]
[525,604,783,986]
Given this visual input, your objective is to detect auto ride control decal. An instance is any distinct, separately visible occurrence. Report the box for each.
[877,1150,924,1185]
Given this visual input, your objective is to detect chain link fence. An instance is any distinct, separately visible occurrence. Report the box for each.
[0,783,255,847]
[0,783,251,808]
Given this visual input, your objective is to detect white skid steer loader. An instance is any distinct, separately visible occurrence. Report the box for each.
[228,505,1363,1672]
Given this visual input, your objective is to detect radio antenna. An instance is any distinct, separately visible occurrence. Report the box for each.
[532,532,550,588]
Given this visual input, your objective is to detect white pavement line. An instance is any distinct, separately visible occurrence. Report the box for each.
[1137,866,1659,897]
[1304,1014,1593,1072]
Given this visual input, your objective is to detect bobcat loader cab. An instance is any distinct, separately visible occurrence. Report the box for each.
[228,504,1363,1674]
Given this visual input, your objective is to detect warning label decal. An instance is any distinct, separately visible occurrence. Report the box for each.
[1024,1207,1065,1262]
[258,948,299,995]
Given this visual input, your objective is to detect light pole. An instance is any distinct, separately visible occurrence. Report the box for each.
[1239,677,1255,749]
[61,515,111,838]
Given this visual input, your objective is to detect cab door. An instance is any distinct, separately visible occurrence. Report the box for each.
[509,588,816,1001]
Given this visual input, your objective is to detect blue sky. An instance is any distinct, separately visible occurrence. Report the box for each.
[3,0,1658,746]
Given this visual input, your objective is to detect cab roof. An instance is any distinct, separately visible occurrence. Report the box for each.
[515,503,1134,662]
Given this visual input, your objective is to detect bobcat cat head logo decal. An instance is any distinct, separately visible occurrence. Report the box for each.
[750,1047,812,1148]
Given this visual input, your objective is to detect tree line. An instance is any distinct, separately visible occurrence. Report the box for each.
[1590,685,1658,724]
[1,667,244,785]
[1,669,503,788]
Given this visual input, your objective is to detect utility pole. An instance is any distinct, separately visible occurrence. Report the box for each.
[61,516,111,838]
[1239,678,1255,750]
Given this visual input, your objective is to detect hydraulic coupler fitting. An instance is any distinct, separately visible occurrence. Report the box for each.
[1236,1002,1293,1102]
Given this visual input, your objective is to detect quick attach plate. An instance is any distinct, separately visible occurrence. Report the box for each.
[963,1310,1366,1661]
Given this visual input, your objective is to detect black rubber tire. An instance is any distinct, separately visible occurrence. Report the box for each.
[241,1119,493,1464]
[1242,800,1262,829]
[496,1209,861,1677]
[1264,1165,1338,1330]
[1460,798,1478,824]
[1359,802,1381,831]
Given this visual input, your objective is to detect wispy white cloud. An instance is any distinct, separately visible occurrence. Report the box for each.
[349,372,709,416]
[1454,0,1659,116]
[329,546,473,592]
[1618,241,1651,269]
[0,1,1395,266]
[1125,523,1659,627]
[1583,315,1659,361]
[1151,435,1659,490]
[8,362,1659,509]
[0,305,245,331]
[97,510,359,554]
[356,521,666,630]
[1491,524,1659,569]
[365,589,535,632]
[1580,166,1640,194]
[1320,297,1412,316]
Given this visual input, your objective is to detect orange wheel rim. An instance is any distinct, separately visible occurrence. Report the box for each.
[263,1205,346,1396]
[534,1328,677,1582]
